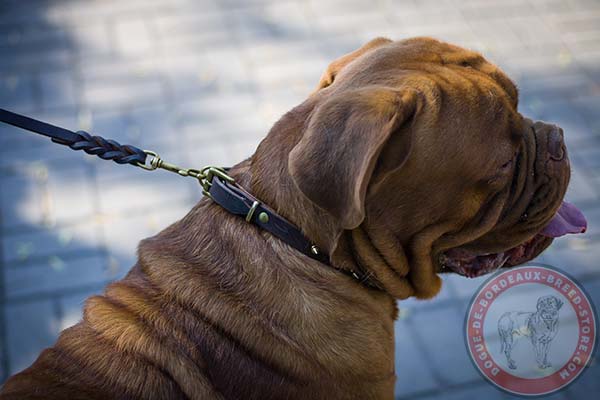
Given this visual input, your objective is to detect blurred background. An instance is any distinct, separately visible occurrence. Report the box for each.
[0,0,599,398]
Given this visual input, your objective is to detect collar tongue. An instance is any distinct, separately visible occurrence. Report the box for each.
[540,201,587,238]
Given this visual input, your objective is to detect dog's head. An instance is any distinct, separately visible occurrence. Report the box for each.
[252,37,586,299]
[537,295,564,319]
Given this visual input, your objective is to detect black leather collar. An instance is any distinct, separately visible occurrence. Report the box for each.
[209,174,329,263]
[208,175,378,288]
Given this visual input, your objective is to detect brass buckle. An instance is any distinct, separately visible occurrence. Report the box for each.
[199,166,235,198]
[136,150,234,199]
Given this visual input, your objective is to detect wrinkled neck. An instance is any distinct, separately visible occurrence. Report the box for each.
[329,222,415,299]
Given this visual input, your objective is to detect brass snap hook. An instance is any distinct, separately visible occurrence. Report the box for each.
[137,151,235,199]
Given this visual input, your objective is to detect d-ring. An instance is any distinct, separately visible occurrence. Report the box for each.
[246,201,260,222]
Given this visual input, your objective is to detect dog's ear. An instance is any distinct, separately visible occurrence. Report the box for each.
[289,87,419,229]
[315,37,392,91]
[556,298,563,310]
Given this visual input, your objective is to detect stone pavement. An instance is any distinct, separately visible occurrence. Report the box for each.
[0,0,599,398]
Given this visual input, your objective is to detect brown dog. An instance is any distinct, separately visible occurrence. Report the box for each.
[0,37,586,399]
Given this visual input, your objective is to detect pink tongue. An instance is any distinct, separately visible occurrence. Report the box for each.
[540,201,587,238]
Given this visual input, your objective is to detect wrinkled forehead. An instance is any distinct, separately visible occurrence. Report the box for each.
[344,38,519,108]
[389,37,479,63]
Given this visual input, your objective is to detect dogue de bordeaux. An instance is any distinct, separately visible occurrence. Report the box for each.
[0,37,587,399]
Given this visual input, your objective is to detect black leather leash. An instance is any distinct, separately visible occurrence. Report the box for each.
[0,108,371,284]
[0,108,147,165]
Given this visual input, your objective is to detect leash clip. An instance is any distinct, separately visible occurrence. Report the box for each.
[137,150,234,198]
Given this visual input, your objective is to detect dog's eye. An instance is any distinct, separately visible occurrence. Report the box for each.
[484,156,515,186]
[500,150,520,173]
[459,61,473,68]
[500,158,513,171]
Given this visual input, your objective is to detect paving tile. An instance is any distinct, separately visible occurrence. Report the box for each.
[459,0,537,20]
[0,138,91,173]
[113,18,155,56]
[462,19,525,52]
[0,73,36,113]
[400,383,506,400]
[174,92,260,127]
[45,165,97,226]
[572,146,600,180]
[517,71,591,101]
[77,52,160,84]
[4,254,109,300]
[560,277,600,399]
[157,54,222,102]
[0,169,47,230]
[124,106,179,147]
[0,164,93,231]
[82,76,165,110]
[69,22,114,57]
[46,0,174,21]
[5,299,59,375]
[529,0,575,15]
[571,94,600,133]
[231,2,314,44]
[546,10,600,34]
[0,22,69,55]
[39,69,79,112]
[0,21,72,70]
[446,273,496,301]
[184,140,233,168]
[506,15,562,46]
[563,163,598,204]
[154,9,228,41]
[240,40,327,88]
[391,1,462,24]
[0,47,72,71]
[407,305,481,385]
[311,11,393,39]
[202,47,254,93]
[541,242,600,281]
[100,169,195,207]
[2,221,101,265]
[394,317,439,397]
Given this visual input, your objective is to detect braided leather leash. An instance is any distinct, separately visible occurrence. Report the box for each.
[60,130,146,165]
[0,108,147,166]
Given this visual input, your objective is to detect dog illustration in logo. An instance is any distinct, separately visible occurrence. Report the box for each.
[498,295,564,369]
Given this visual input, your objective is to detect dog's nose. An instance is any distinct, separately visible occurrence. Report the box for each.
[547,126,565,161]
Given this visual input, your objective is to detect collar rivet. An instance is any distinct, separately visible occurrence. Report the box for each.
[258,212,269,223]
